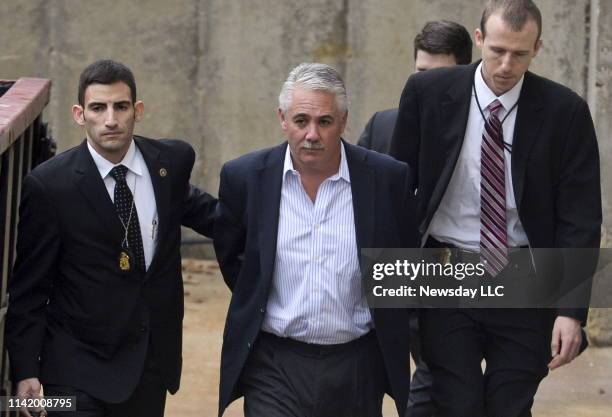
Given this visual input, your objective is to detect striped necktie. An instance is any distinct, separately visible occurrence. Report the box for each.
[480,99,509,276]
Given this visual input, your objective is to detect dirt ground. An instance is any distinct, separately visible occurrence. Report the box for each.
[166,260,612,417]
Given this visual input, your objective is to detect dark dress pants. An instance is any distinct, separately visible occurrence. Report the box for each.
[406,315,434,417]
[420,308,550,417]
[240,331,387,417]
[43,347,166,417]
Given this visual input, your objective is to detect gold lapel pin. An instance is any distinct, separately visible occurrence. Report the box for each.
[159,168,167,177]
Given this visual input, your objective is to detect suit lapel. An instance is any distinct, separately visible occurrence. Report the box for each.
[74,141,124,242]
[344,141,375,252]
[424,64,475,230]
[256,143,286,289]
[135,137,171,275]
[511,72,544,211]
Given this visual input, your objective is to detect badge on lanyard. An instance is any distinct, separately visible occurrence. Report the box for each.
[119,250,132,272]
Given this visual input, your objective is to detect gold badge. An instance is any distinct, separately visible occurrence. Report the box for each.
[119,251,131,271]
[159,168,167,177]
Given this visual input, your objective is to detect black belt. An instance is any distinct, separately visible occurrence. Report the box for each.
[258,330,376,356]
[425,237,532,271]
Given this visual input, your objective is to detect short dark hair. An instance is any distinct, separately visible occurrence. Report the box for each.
[480,0,542,41]
[77,59,137,106]
[413,20,473,65]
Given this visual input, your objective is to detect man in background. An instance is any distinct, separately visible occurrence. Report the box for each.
[357,19,472,417]
[357,20,472,154]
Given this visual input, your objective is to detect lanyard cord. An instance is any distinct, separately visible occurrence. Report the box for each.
[472,79,519,154]
[117,174,138,248]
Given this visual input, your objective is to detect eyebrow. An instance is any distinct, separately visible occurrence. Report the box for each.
[291,113,334,119]
[490,45,531,54]
[87,100,132,107]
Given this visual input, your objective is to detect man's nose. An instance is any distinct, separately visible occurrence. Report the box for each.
[500,53,513,72]
[305,122,320,141]
[105,109,118,128]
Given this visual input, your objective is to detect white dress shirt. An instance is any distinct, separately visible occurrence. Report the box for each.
[87,139,158,269]
[428,62,529,250]
[261,143,372,344]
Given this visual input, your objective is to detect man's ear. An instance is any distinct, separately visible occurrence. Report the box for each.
[533,39,543,57]
[340,110,348,133]
[277,108,288,130]
[134,100,144,122]
[474,28,484,50]
[72,105,85,126]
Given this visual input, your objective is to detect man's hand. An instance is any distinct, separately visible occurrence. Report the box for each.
[548,316,582,370]
[16,378,41,417]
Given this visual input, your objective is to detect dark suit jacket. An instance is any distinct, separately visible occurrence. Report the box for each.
[390,62,601,323]
[214,141,418,417]
[6,136,216,402]
[357,108,398,154]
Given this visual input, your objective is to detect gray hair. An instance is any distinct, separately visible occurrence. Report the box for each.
[278,63,348,114]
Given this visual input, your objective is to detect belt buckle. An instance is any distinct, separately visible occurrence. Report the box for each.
[438,248,452,265]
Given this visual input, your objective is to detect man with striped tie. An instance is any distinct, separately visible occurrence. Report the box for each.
[390,1,601,416]
[214,62,418,417]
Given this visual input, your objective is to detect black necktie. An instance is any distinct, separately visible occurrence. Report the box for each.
[110,165,146,272]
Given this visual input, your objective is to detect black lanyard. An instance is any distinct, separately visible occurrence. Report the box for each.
[472,79,518,153]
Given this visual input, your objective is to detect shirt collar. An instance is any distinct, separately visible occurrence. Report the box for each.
[474,61,524,115]
[282,141,351,184]
[87,138,143,179]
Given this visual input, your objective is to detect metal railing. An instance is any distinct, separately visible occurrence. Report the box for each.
[0,78,54,413]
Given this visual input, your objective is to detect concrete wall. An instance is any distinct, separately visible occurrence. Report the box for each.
[1,1,610,334]
[0,0,599,192]
[590,0,612,345]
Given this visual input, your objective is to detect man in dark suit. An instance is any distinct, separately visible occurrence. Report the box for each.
[357,20,472,154]
[6,60,216,417]
[390,1,601,416]
[358,20,472,417]
[214,63,417,417]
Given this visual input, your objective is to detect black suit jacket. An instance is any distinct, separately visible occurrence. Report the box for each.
[356,108,398,154]
[6,136,216,402]
[214,141,418,417]
[390,62,601,323]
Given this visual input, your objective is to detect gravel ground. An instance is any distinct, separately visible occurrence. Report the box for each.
[166,259,612,417]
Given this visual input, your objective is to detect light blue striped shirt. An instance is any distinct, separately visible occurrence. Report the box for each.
[261,143,373,344]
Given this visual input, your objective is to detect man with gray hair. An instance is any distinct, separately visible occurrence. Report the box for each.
[214,62,418,417]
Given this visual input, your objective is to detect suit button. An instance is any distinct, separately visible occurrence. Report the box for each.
[247,342,251,349]
[259,308,265,313]
[140,324,147,332]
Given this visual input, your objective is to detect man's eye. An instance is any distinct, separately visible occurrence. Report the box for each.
[91,106,104,112]
[320,119,332,126]
[294,119,306,126]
